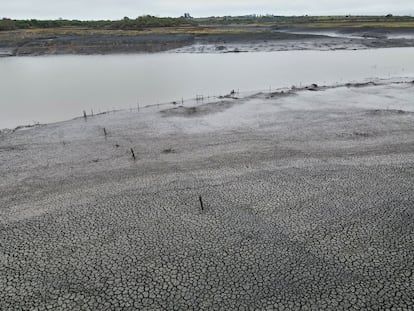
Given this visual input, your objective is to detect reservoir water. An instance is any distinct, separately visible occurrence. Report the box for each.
[1,48,414,129]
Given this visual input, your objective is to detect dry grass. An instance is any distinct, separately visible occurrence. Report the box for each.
[0,26,266,41]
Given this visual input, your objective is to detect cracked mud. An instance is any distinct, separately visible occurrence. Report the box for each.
[0,80,413,310]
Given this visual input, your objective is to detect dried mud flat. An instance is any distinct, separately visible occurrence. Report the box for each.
[1,80,414,310]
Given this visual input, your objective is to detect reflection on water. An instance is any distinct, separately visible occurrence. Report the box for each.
[0,48,414,128]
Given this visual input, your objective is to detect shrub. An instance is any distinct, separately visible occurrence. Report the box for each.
[0,18,16,31]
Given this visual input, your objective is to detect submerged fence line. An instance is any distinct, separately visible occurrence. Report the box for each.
[83,77,412,118]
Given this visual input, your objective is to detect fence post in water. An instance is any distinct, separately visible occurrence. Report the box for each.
[196,95,204,102]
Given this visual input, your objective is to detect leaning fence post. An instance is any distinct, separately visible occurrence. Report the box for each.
[199,195,204,211]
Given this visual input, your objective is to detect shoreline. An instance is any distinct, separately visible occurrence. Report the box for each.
[1,26,414,56]
[2,77,413,133]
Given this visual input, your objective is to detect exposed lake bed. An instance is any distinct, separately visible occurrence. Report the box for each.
[1,25,414,56]
[1,78,414,309]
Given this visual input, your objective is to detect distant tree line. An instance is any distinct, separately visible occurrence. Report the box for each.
[110,15,196,29]
[0,15,196,31]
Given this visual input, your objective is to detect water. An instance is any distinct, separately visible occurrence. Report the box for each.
[278,30,366,39]
[1,48,414,129]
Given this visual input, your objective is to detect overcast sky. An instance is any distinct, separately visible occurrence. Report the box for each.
[1,0,414,20]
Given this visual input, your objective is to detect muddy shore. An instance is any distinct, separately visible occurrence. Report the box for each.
[1,79,413,309]
[1,26,414,56]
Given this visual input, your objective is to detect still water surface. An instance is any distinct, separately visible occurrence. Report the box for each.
[1,48,414,129]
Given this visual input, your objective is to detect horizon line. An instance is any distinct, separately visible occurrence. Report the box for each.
[2,13,414,21]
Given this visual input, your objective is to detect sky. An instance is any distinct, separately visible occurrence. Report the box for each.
[1,0,413,20]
